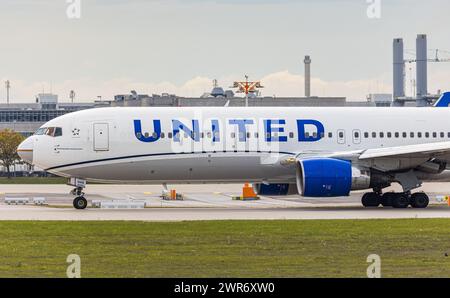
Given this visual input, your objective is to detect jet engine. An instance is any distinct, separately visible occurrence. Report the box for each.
[296,158,371,197]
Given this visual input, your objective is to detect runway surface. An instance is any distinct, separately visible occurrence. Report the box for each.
[0,183,449,221]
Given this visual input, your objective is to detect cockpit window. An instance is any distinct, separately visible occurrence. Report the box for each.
[47,127,55,136]
[34,127,62,137]
[34,128,47,135]
[54,127,62,137]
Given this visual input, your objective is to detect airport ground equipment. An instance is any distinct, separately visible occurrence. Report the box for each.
[5,197,29,205]
[91,199,145,209]
[99,201,145,209]
[91,200,101,208]
[161,189,184,200]
[32,197,46,205]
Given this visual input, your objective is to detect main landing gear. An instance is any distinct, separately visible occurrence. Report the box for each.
[361,191,429,209]
[362,170,429,209]
[69,178,88,210]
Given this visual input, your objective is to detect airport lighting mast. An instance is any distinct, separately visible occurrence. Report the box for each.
[231,75,264,107]
[69,90,76,103]
[5,80,10,105]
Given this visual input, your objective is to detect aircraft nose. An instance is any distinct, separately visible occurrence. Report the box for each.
[17,137,34,164]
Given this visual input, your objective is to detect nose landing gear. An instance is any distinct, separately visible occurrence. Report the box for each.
[68,178,88,210]
[73,195,88,210]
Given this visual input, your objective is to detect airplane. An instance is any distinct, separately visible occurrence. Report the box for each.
[17,92,450,210]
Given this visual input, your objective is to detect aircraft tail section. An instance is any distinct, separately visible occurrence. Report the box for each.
[434,92,450,107]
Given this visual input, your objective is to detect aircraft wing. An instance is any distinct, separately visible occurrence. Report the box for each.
[290,141,450,172]
[359,141,450,160]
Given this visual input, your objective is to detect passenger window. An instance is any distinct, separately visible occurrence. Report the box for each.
[448,132,450,138]
[433,132,437,138]
[338,132,344,138]
[305,132,310,138]
[328,132,333,138]
[410,132,414,138]
[254,132,259,138]
[425,132,429,138]
[320,132,325,138]
[379,132,384,138]
[231,132,236,138]
[207,132,212,138]
[289,132,294,138]
[354,131,360,138]
[418,132,422,138]
[372,132,376,138]
[153,132,158,138]
[441,132,445,138]
[168,132,173,139]
[364,132,369,138]
[160,132,165,139]
[395,132,399,138]
[387,132,392,138]
[402,132,407,138]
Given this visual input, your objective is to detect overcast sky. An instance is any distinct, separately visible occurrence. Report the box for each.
[0,0,449,102]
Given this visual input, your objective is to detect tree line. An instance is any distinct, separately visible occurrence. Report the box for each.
[0,129,25,178]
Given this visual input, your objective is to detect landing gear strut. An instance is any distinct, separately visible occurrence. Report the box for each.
[68,178,88,210]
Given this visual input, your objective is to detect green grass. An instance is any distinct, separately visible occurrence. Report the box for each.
[0,219,450,277]
[0,177,67,184]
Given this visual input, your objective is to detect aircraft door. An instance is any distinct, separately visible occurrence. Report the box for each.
[93,123,109,151]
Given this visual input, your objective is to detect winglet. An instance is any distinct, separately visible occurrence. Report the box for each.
[434,92,450,107]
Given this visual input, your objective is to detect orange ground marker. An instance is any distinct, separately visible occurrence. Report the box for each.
[242,183,258,198]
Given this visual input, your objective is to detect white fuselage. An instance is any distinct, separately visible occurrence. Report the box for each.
[17,106,450,184]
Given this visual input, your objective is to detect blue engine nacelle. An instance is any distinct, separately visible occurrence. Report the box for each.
[253,183,298,196]
[296,158,370,197]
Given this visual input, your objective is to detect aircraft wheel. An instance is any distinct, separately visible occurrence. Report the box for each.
[73,196,88,210]
[410,192,429,208]
[392,193,409,208]
[381,193,395,207]
[361,192,381,207]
